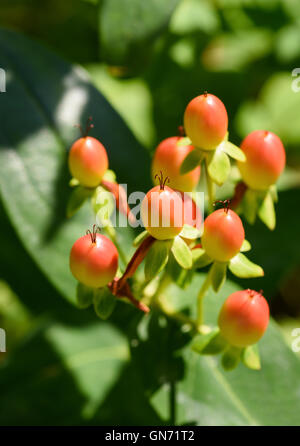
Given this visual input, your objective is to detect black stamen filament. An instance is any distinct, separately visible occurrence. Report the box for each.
[155,170,170,190]
[86,224,101,243]
[213,199,231,214]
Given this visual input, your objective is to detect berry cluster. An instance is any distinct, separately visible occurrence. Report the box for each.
[67,91,285,370]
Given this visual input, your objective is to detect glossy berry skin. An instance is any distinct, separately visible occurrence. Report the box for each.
[70,233,118,288]
[238,130,286,191]
[201,209,244,262]
[141,185,184,240]
[151,137,200,192]
[69,136,109,188]
[184,94,228,151]
[218,290,270,347]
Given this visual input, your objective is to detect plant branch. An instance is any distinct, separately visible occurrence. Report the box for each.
[196,269,212,329]
[231,181,248,210]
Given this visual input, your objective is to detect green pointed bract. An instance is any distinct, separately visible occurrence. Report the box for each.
[144,240,172,281]
[133,230,149,247]
[94,287,116,320]
[180,148,203,175]
[258,190,276,230]
[171,236,193,269]
[210,261,227,292]
[221,141,246,162]
[207,148,231,186]
[242,344,261,370]
[67,186,93,218]
[243,188,259,224]
[240,239,251,252]
[192,248,213,269]
[180,224,201,240]
[229,253,264,278]
[76,283,95,309]
[222,346,242,371]
[192,327,227,355]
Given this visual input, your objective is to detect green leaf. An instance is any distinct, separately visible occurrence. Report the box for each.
[207,149,231,186]
[180,148,203,175]
[210,262,227,292]
[240,239,251,252]
[144,240,171,281]
[242,345,261,371]
[0,29,151,305]
[133,230,149,247]
[258,191,276,230]
[94,288,117,320]
[171,236,192,269]
[76,283,95,309]
[229,253,264,279]
[192,248,213,269]
[67,186,93,218]
[242,189,258,224]
[222,141,246,162]
[100,0,180,66]
[179,224,201,240]
[222,346,242,371]
[192,328,227,355]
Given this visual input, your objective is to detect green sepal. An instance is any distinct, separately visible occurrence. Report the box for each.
[243,189,258,224]
[69,177,80,187]
[76,283,95,309]
[192,327,227,355]
[229,253,264,278]
[166,256,194,289]
[133,230,149,247]
[171,236,193,269]
[240,239,251,252]
[93,287,116,320]
[221,346,242,371]
[179,224,201,240]
[221,141,246,162]
[102,169,117,183]
[242,344,261,370]
[207,148,231,186]
[180,148,203,175]
[144,240,172,281]
[270,184,278,203]
[210,261,227,292]
[67,186,93,218]
[92,185,115,226]
[258,190,276,230]
[192,248,213,269]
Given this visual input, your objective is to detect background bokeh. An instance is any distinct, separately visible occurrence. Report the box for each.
[0,0,300,425]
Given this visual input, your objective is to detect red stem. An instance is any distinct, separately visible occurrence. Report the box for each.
[231,182,248,210]
[101,180,136,225]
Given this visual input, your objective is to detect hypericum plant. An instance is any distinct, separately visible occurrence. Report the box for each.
[67,92,285,372]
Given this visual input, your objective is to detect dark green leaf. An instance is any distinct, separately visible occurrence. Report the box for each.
[180,148,203,175]
[100,0,180,66]
[144,240,171,281]
[94,288,117,320]
[210,261,227,292]
[229,253,264,278]
[0,29,151,305]
[76,283,95,309]
[171,236,192,269]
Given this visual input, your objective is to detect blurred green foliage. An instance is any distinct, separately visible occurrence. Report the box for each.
[0,0,300,425]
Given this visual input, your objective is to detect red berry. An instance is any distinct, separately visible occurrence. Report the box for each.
[218,289,269,347]
[141,179,184,240]
[201,208,244,262]
[70,232,118,288]
[184,93,228,150]
[151,137,200,192]
[69,136,109,188]
[178,191,202,231]
[238,130,286,190]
